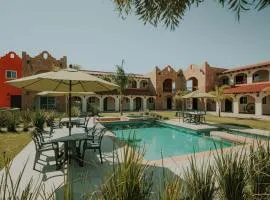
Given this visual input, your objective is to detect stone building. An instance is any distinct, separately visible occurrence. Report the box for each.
[21,51,67,111]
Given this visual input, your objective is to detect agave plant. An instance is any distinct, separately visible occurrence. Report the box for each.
[184,156,216,200]
[214,147,247,200]
[246,140,270,199]
[0,154,55,200]
[97,145,153,200]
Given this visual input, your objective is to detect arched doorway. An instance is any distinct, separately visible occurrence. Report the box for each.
[140,80,148,89]
[122,97,130,111]
[147,97,155,110]
[221,99,233,112]
[71,96,82,112]
[234,73,247,84]
[129,80,137,88]
[87,97,100,112]
[252,70,269,83]
[219,76,229,86]
[166,96,172,110]
[239,95,255,114]
[133,97,143,111]
[163,79,172,93]
[262,95,270,115]
[103,97,115,112]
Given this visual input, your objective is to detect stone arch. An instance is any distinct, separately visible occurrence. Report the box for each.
[238,94,255,114]
[221,98,233,113]
[103,96,116,112]
[219,75,230,85]
[252,69,269,83]
[186,77,198,91]
[163,79,173,92]
[262,94,270,115]
[234,72,247,84]
[147,97,155,110]
[140,80,148,89]
[129,80,137,88]
[122,96,131,111]
[87,96,101,112]
[133,97,143,111]
[71,96,83,112]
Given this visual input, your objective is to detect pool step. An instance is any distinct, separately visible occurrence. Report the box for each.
[210,131,254,144]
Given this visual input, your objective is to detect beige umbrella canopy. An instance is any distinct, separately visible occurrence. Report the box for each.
[181,90,215,99]
[37,91,96,96]
[6,68,119,92]
[6,68,119,135]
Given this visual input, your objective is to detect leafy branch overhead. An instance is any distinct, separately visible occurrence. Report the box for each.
[114,0,270,30]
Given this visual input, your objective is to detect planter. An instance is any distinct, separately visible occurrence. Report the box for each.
[15,127,24,132]
[0,127,8,132]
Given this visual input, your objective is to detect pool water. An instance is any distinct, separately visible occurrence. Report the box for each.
[104,122,234,160]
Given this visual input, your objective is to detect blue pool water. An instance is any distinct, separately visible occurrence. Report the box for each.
[104,121,234,160]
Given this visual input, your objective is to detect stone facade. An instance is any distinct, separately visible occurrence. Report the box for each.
[21,51,67,111]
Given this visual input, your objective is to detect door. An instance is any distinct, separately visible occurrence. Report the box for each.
[192,98,198,110]
[225,99,232,112]
[104,98,108,111]
[167,97,172,110]
[10,95,21,108]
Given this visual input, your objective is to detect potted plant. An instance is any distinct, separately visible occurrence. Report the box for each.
[34,111,46,130]
[0,112,9,132]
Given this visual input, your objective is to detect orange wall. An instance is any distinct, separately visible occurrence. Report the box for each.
[0,52,22,107]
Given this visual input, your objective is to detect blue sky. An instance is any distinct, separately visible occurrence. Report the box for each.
[0,0,270,74]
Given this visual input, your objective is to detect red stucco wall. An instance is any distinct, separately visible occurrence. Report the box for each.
[0,52,22,108]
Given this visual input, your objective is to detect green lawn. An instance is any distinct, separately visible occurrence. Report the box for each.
[0,132,31,169]
[99,111,270,131]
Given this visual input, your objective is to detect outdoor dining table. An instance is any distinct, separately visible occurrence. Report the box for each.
[49,127,90,166]
[177,111,205,123]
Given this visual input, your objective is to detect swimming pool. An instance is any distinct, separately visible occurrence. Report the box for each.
[104,121,234,160]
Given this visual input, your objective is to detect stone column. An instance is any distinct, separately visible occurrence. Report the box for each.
[137,80,140,88]
[143,97,147,111]
[115,97,120,112]
[229,76,234,85]
[247,73,253,84]
[130,98,134,111]
[233,97,239,115]
[255,95,262,116]
[82,97,87,112]
[99,97,104,112]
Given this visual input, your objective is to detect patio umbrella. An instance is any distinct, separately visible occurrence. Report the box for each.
[6,68,119,135]
[37,91,96,96]
[181,90,215,111]
[181,90,215,99]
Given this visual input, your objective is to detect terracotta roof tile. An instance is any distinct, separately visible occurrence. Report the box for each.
[222,61,270,74]
[224,82,270,94]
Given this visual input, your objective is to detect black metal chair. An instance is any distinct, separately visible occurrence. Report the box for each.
[52,142,65,170]
[77,116,87,127]
[81,128,107,165]
[35,127,52,142]
[32,131,53,170]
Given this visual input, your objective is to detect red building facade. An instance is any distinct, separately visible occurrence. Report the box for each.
[0,52,22,108]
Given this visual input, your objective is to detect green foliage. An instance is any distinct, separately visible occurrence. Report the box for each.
[71,106,80,117]
[0,111,20,132]
[89,105,100,116]
[114,0,270,30]
[174,90,189,111]
[20,109,34,131]
[246,141,270,199]
[214,148,247,200]
[33,111,46,130]
[0,154,55,199]
[97,146,153,200]
[0,112,11,128]
[184,156,216,200]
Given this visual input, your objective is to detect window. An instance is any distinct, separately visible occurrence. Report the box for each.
[40,96,56,109]
[6,70,17,79]
[148,98,154,103]
[240,96,247,104]
[262,97,267,104]
[89,97,97,103]
[142,81,148,88]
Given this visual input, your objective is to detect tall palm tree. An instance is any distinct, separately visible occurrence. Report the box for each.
[174,90,189,111]
[112,60,128,116]
[209,85,233,117]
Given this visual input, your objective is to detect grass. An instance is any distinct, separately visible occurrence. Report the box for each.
[99,111,270,131]
[0,132,31,169]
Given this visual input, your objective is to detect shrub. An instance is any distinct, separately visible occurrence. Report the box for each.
[97,146,153,200]
[214,148,247,200]
[33,111,46,130]
[184,156,216,200]
[246,141,270,199]
[20,109,34,131]
[71,106,80,117]
[0,112,10,128]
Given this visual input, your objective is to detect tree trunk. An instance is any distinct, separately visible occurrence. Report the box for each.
[120,94,123,116]
[218,102,221,117]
